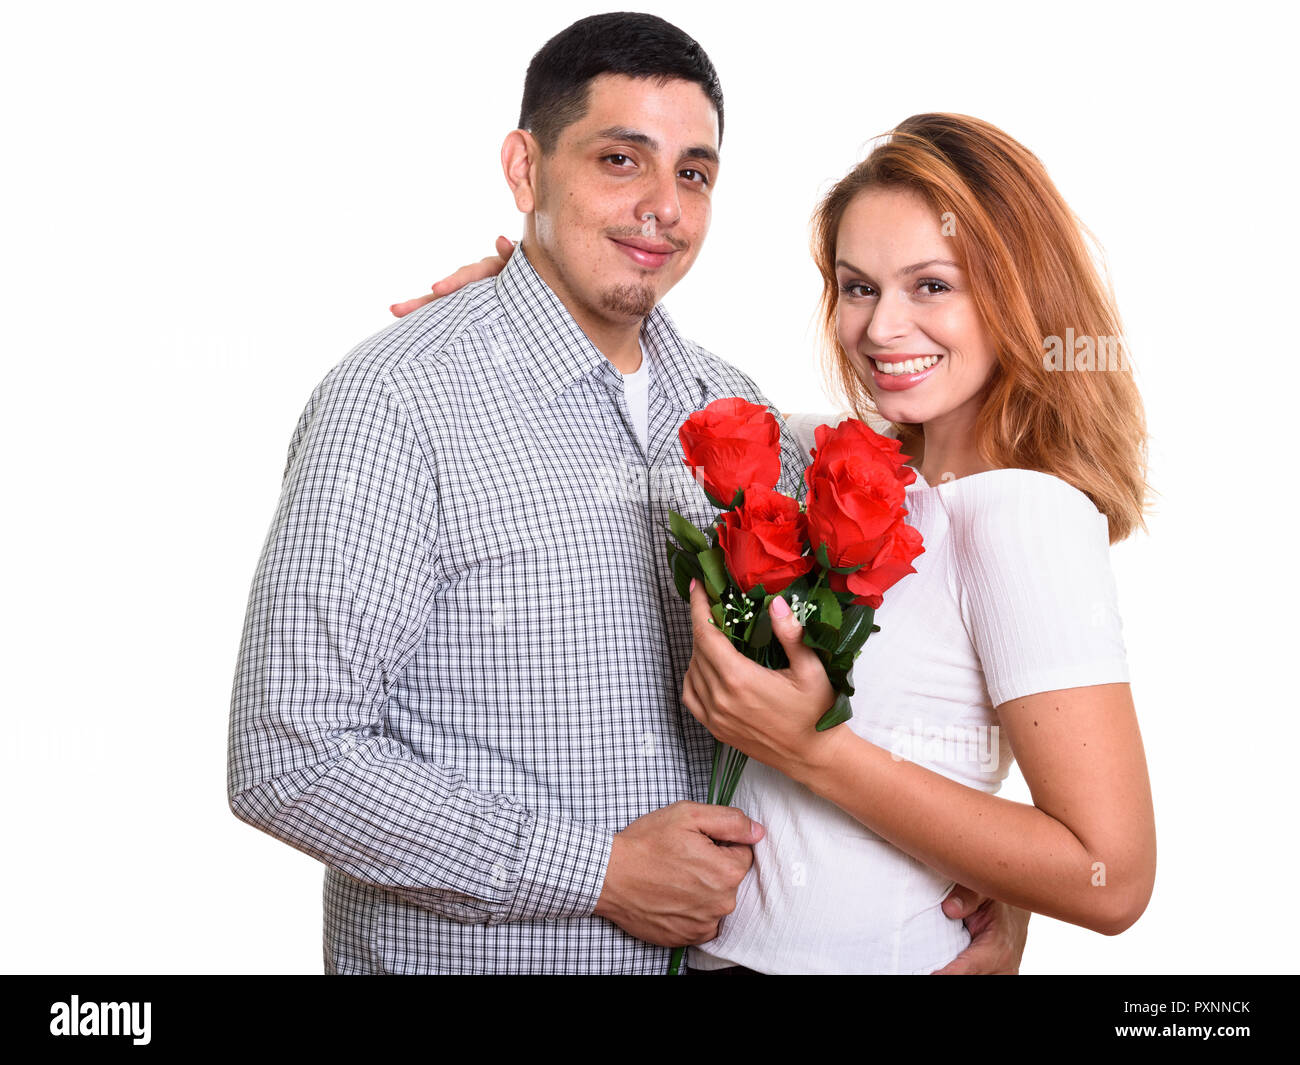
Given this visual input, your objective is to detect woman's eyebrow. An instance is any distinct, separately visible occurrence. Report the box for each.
[899,258,960,275]
[834,257,961,277]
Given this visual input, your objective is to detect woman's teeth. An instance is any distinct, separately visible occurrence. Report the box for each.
[873,355,942,375]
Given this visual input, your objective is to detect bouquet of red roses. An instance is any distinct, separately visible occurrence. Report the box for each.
[666,397,925,807]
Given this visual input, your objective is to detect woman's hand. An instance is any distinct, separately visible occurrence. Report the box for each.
[681,579,845,783]
[933,890,1031,974]
[389,235,515,317]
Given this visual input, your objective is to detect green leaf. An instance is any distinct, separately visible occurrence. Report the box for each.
[835,605,877,659]
[810,587,841,629]
[700,485,745,511]
[669,510,711,553]
[816,692,854,731]
[670,550,695,601]
[784,574,813,604]
[802,620,837,653]
[745,593,775,648]
[815,541,832,570]
[698,548,728,599]
[710,602,726,628]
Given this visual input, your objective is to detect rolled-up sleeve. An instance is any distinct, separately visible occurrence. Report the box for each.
[227,358,611,924]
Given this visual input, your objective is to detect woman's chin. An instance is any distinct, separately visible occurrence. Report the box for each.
[870,396,926,426]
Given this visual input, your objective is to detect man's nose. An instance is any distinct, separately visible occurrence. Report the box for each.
[637,169,682,231]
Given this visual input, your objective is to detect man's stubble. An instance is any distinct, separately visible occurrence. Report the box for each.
[599,280,657,319]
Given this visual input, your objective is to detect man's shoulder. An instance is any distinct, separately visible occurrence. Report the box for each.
[675,336,771,403]
[326,278,506,395]
[672,335,809,496]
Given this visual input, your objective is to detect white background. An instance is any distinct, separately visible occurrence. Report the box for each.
[2,0,1295,974]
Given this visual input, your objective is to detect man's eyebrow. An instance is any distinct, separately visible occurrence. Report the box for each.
[589,126,719,166]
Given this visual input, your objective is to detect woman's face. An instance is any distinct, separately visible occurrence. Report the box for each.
[834,186,999,435]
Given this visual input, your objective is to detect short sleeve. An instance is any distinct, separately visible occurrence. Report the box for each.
[947,471,1129,707]
[781,410,854,462]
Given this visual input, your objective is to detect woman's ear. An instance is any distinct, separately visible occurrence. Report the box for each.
[501,130,540,214]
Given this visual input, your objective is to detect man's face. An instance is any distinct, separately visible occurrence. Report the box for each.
[523,73,719,327]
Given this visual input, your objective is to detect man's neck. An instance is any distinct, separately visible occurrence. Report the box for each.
[521,240,646,374]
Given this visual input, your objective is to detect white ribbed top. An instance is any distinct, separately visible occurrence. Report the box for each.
[689,412,1129,973]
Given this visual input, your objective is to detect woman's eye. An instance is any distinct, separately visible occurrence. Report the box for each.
[840,281,876,298]
[918,279,951,294]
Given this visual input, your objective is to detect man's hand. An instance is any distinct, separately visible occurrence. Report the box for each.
[593,801,764,948]
[389,236,515,317]
[931,883,1031,974]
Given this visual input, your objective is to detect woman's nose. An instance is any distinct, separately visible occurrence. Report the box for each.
[866,291,911,347]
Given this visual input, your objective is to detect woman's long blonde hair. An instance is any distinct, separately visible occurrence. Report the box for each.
[812,113,1151,542]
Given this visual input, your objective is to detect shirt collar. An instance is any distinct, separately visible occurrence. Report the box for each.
[494,243,706,412]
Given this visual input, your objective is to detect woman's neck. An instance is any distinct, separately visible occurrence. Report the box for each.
[901,414,993,483]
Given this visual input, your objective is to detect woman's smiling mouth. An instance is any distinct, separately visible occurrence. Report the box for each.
[869,353,945,390]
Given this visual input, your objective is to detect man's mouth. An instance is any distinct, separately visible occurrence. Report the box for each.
[610,235,681,269]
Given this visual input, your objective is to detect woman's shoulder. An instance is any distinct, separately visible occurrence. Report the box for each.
[937,468,1110,560]
[781,409,872,462]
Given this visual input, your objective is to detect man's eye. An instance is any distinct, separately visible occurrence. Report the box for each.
[603,154,634,168]
[680,168,710,186]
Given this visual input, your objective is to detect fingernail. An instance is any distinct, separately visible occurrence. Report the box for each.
[770,596,790,619]
[689,578,697,592]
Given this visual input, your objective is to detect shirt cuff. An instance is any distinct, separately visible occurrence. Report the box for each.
[500,811,614,923]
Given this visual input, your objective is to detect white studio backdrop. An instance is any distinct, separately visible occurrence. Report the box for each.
[1,0,1295,974]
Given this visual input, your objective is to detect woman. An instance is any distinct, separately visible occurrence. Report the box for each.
[406,113,1155,974]
[682,113,1154,973]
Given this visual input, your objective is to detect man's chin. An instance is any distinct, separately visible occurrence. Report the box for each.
[599,283,659,320]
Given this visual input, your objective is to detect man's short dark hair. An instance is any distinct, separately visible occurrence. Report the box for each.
[519,12,724,152]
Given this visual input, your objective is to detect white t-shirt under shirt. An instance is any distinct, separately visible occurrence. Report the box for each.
[690,411,1130,974]
[621,341,650,453]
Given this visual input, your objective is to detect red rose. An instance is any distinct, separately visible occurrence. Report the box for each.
[804,451,909,572]
[717,485,814,596]
[826,518,925,608]
[679,397,782,508]
[808,418,917,489]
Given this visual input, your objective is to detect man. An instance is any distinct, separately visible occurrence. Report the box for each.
[228,11,1028,974]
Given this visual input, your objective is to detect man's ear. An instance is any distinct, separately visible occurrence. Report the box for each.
[501,130,541,214]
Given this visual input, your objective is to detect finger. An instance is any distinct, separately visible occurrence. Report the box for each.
[390,294,437,318]
[768,595,826,688]
[691,804,765,845]
[688,579,735,668]
[429,264,477,297]
[930,946,986,975]
[686,585,731,700]
[495,234,516,260]
[941,882,985,920]
[681,665,708,726]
